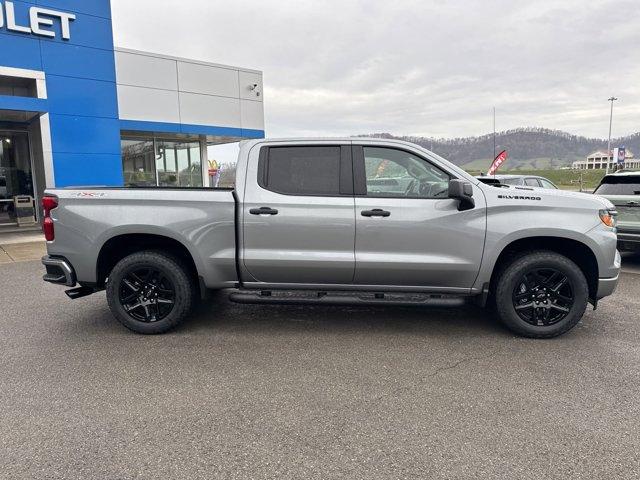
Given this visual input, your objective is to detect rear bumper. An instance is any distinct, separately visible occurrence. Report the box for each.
[42,255,76,287]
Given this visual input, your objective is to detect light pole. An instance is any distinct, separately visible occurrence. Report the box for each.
[493,106,496,160]
[606,96,618,174]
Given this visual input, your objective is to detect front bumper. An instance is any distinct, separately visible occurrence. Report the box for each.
[595,250,621,300]
[42,255,76,287]
[596,274,619,299]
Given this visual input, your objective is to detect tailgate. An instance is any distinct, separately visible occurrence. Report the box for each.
[609,197,640,231]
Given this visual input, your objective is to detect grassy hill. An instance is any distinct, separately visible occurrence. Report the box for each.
[361,128,640,170]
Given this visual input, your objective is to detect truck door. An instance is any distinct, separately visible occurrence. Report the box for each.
[242,143,356,285]
[352,145,486,290]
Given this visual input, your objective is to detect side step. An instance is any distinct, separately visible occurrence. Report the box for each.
[228,290,468,307]
[65,286,97,299]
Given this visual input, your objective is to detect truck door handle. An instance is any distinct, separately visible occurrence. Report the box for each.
[361,209,390,217]
[250,207,278,215]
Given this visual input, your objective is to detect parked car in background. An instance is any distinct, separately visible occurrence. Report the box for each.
[594,171,640,252]
[477,174,558,189]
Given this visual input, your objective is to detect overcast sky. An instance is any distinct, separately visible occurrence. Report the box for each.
[111,0,639,139]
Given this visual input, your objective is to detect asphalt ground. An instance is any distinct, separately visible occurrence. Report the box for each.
[1,260,639,479]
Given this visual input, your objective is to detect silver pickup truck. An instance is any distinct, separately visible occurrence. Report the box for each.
[41,138,621,338]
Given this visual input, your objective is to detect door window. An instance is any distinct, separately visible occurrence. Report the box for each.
[259,146,348,196]
[524,178,541,187]
[362,147,449,198]
[539,178,557,189]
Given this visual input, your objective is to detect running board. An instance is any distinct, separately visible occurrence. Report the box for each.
[228,290,468,307]
[65,286,97,299]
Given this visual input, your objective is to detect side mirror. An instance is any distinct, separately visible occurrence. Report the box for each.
[448,179,475,211]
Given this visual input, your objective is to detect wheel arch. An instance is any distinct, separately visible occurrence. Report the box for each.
[487,236,599,302]
[96,233,201,291]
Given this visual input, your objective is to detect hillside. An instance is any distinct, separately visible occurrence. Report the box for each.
[360,128,640,171]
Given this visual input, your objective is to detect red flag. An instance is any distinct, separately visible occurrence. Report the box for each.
[488,150,507,175]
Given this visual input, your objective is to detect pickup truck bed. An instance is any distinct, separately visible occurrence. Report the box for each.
[45,187,239,290]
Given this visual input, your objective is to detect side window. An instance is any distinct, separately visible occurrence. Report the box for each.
[362,147,450,198]
[539,178,557,189]
[525,178,542,187]
[259,146,347,196]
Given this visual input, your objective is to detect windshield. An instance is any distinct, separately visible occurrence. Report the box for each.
[499,178,522,186]
[594,176,640,195]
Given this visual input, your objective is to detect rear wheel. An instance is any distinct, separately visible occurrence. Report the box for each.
[495,251,588,338]
[106,251,195,334]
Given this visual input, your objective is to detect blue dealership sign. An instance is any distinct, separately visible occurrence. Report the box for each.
[0,0,122,187]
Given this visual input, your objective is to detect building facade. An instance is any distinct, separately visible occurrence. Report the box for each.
[572,149,637,170]
[0,0,264,227]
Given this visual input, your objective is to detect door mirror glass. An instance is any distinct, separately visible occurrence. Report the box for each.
[448,179,475,211]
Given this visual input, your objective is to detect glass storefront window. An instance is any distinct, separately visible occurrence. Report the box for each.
[122,136,203,188]
[0,131,35,225]
[122,137,156,187]
[156,139,202,187]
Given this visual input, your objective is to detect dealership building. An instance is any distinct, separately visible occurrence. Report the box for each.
[0,0,264,228]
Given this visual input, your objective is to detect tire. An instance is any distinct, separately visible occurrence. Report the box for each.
[494,251,589,338]
[106,251,196,334]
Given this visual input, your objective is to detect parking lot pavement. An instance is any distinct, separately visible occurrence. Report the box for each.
[1,261,639,480]
[0,241,46,262]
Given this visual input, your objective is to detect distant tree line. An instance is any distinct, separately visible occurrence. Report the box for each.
[359,128,640,168]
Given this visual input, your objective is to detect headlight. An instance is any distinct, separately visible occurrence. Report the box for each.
[599,209,617,228]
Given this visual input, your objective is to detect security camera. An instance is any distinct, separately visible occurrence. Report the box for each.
[249,83,261,97]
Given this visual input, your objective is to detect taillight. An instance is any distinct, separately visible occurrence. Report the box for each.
[42,195,58,241]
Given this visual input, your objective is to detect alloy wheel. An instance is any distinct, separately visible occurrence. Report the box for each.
[118,266,176,322]
[512,268,575,326]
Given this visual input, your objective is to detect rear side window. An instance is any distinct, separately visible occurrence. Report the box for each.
[259,146,350,196]
[595,176,640,195]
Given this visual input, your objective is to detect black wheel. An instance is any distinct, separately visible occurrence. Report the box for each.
[106,251,195,334]
[494,251,588,338]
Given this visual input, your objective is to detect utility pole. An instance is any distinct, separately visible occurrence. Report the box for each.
[606,96,618,174]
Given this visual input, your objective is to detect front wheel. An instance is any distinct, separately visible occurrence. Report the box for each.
[494,251,589,338]
[106,251,195,334]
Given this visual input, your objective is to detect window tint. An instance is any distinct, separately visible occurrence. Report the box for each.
[595,176,640,195]
[263,146,342,195]
[363,147,449,198]
[539,178,557,189]
[524,178,541,187]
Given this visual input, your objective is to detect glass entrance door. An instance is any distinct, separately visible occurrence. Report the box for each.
[0,131,34,226]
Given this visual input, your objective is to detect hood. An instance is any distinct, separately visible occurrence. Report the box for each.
[499,185,614,209]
